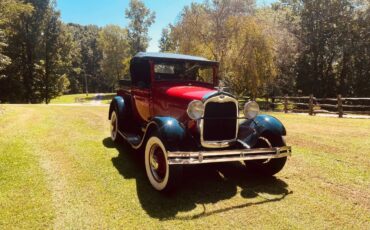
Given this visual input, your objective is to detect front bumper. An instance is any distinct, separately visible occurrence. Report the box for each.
[167,146,292,165]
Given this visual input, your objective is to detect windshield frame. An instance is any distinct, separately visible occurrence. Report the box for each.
[152,60,217,86]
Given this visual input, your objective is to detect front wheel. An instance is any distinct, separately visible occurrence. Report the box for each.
[145,134,182,192]
[244,134,287,176]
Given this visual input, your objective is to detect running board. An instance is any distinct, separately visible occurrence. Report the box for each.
[117,130,142,147]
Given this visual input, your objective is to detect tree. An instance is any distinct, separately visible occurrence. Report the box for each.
[165,0,277,97]
[351,2,370,96]
[125,0,155,55]
[0,0,76,103]
[223,17,277,98]
[254,5,301,96]
[65,24,106,94]
[37,5,76,103]
[159,26,176,52]
[0,0,33,72]
[285,0,370,97]
[98,25,130,91]
[0,0,49,103]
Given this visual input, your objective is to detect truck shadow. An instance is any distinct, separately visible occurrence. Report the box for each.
[103,137,292,220]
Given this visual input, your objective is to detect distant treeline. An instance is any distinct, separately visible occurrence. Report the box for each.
[159,0,370,98]
[0,0,369,103]
[0,0,154,103]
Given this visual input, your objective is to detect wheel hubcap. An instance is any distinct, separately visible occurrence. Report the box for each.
[111,113,117,139]
[149,144,166,183]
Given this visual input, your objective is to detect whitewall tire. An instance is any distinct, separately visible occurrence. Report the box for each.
[145,134,182,192]
[145,136,169,191]
[110,111,119,142]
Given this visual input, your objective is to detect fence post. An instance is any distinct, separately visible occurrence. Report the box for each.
[309,94,314,116]
[284,95,288,113]
[337,94,343,118]
[265,96,270,111]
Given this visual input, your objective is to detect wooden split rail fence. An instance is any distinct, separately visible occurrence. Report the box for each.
[239,95,370,118]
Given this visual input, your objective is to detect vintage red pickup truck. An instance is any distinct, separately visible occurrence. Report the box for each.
[109,52,291,192]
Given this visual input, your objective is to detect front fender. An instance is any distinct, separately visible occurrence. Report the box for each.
[147,117,187,151]
[238,115,286,147]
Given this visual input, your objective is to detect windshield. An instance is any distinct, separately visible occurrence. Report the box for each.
[154,62,214,84]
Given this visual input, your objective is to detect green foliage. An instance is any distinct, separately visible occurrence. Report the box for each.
[1,0,369,102]
[0,0,33,72]
[125,0,155,54]
[224,17,277,98]
[159,27,176,52]
[0,0,157,103]
[0,0,74,103]
[255,6,300,96]
[164,0,276,98]
[65,23,109,94]
[98,25,130,90]
[57,74,70,94]
[285,0,370,97]
[159,0,369,98]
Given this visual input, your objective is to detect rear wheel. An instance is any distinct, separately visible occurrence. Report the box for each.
[110,110,121,143]
[145,133,182,192]
[244,134,287,176]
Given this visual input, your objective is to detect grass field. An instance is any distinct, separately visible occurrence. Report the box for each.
[0,105,369,229]
[50,93,115,104]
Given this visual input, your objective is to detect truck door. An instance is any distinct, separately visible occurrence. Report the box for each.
[130,59,152,123]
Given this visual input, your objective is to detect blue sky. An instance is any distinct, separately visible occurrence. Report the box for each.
[57,0,276,52]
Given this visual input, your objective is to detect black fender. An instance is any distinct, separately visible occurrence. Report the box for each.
[145,116,188,151]
[238,115,287,147]
[109,96,126,120]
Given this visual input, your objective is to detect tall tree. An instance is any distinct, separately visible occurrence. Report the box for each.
[36,5,74,103]
[65,24,106,94]
[351,2,370,96]
[98,25,130,90]
[224,17,276,98]
[159,26,176,52]
[255,5,301,96]
[0,0,33,71]
[125,0,155,55]
[287,0,370,97]
[166,0,277,97]
[1,0,75,103]
[0,0,33,102]
[0,0,48,102]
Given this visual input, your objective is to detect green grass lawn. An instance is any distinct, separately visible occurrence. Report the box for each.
[50,93,115,104]
[0,105,369,229]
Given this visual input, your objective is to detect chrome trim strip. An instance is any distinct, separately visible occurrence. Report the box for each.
[200,94,239,148]
[167,146,291,165]
[117,130,127,139]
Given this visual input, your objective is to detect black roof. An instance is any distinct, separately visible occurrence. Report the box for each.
[133,52,218,64]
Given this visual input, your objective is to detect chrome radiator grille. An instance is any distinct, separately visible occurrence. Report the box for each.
[202,100,238,143]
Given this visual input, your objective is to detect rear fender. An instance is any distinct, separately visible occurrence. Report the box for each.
[109,96,126,120]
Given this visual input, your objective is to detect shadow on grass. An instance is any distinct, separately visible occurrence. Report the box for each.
[103,137,291,220]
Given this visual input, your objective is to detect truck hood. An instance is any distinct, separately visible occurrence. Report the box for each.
[165,85,217,101]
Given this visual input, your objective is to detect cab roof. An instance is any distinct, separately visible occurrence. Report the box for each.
[133,52,218,64]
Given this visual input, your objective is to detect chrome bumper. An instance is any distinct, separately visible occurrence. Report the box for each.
[167,146,292,165]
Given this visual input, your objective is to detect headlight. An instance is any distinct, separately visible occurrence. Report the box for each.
[187,100,204,120]
[244,101,260,119]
